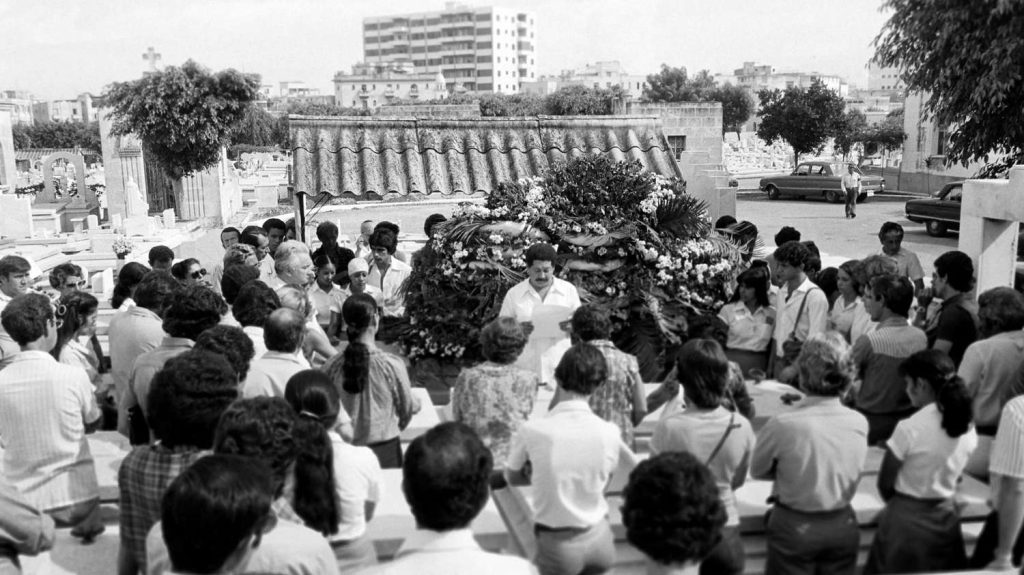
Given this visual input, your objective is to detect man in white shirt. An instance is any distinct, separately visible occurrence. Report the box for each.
[771,241,829,382]
[367,227,412,341]
[0,255,33,369]
[272,242,316,289]
[243,309,310,398]
[0,293,104,540]
[841,164,861,219]
[976,396,1024,570]
[363,422,536,575]
[507,343,634,575]
[209,226,241,296]
[877,222,926,293]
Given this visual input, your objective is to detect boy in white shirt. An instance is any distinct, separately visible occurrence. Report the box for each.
[507,343,636,575]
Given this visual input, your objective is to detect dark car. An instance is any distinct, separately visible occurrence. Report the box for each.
[759,161,885,203]
[904,181,964,237]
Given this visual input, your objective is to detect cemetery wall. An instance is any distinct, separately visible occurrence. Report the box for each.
[625,101,723,166]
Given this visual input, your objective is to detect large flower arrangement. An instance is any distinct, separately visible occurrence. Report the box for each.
[400,157,744,379]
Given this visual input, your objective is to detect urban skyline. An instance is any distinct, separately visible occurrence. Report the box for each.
[2,0,891,100]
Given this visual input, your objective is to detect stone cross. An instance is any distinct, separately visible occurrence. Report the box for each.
[142,47,162,74]
[959,166,1024,295]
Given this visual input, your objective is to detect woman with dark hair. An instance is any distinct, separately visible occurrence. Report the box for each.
[284,370,382,570]
[111,262,149,311]
[718,266,774,375]
[451,317,539,467]
[865,349,977,573]
[53,291,103,392]
[499,243,582,385]
[752,332,869,574]
[651,338,755,575]
[322,294,416,468]
[828,260,862,343]
[170,258,209,287]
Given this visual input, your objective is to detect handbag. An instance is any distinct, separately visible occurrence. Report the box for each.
[705,411,738,466]
[781,288,819,363]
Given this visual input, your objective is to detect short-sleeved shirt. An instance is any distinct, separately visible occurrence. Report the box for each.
[242,351,310,398]
[773,278,828,356]
[652,407,755,526]
[451,362,539,467]
[506,400,624,528]
[751,396,868,512]
[360,528,537,575]
[851,318,928,415]
[59,338,102,389]
[0,292,20,368]
[284,432,383,542]
[118,445,205,567]
[307,283,346,327]
[718,301,775,352]
[0,351,102,510]
[108,305,165,406]
[324,347,414,445]
[957,330,1024,430]
[927,293,979,367]
[586,340,644,446]
[881,248,925,283]
[241,326,268,360]
[992,396,1024,479]
[841,172,861,192]
[888,403,978,499]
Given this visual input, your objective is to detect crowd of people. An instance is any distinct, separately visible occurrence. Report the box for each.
[0,210,1022,575]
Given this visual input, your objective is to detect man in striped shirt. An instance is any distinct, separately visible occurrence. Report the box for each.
[974,395,1024,570]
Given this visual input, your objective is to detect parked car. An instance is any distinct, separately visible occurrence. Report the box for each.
[759,161,885,203]
[904,181,965,237]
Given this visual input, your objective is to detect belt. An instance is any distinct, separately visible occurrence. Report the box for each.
[771,499,853,517]
[534,522,592,534]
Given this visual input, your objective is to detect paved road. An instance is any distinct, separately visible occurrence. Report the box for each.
[736,192,959,277]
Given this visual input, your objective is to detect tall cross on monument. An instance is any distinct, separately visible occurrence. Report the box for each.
[142,47,162,74]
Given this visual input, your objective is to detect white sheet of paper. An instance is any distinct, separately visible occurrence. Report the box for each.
[530,304,574,338]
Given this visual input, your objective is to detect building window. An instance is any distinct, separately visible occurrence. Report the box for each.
[936,128,949,156]
[667,135,687,159]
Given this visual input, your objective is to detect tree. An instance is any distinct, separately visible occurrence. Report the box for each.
[643,65,717,102]
[714,83,755,136]
[755,81,846,167]
[103,60,260,179]
[477,92,547,116]
[834,109,868,158]
[12,121,100,152]
[545,85,621,115]
[874,0,1024,175]
[861,110,906,156]
[11,124,31,149]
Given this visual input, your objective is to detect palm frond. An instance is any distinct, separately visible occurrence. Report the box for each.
[655,195,710,240]
[445,219,490,246]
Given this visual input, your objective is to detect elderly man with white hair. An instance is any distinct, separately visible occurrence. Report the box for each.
[267,240,315,290]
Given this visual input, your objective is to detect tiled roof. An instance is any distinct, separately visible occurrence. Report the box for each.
[290,115,682,197]
[15,148,100,162]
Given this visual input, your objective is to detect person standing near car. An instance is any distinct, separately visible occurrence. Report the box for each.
[842,164,862,219]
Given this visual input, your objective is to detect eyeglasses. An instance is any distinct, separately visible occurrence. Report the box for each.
[53,303,67,329]
[63,280,87,289]
[190,269,208,280]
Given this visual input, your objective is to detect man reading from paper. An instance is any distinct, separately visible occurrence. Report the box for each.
[499,243,581,385]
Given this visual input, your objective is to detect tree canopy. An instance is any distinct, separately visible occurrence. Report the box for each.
[103,60,260,178]
[11,120,100,152]
[834,109,868,157]
[755,81,846,166]
[874,0,1024,174]
[644,65,755,135]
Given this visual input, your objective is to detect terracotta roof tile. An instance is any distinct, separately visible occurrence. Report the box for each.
[290,115,681,198]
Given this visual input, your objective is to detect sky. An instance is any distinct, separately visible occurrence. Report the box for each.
[1,0,892,101]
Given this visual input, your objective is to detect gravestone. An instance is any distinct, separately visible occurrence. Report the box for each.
[98,109,148,220]
[0,194,34,239]
[41,151,88,204]
[959,166,1024,294]
[255,184,278,207]
[0,106,16,191]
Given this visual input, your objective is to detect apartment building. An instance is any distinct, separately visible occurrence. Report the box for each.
[362,2,537,94]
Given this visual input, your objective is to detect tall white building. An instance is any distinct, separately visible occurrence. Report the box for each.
[362,2,537,94]
[867,61,905,92]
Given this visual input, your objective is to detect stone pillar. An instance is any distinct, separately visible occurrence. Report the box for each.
[99,108,148,219]
[959,166,1024,295]
[0,105,16,191]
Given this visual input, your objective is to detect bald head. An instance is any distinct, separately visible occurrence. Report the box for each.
[263,308,305,353]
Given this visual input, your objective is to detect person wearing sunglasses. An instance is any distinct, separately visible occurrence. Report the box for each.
[170,258,209,288]
[48,263,88,298]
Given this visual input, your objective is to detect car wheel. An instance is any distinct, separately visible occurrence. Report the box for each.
[766,185,780,200]
[858,193,868,203]
[925,220,948,237]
